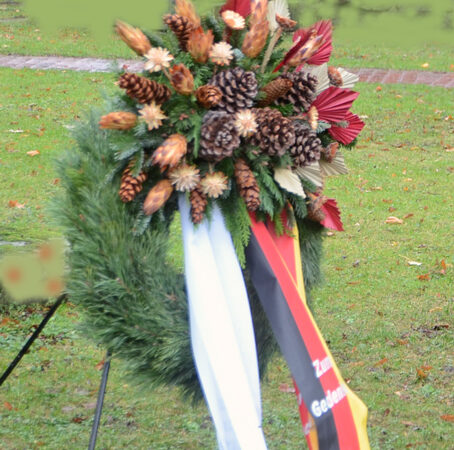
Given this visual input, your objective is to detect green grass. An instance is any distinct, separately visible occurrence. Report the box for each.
[1,3,454,72]
[1,70,454,447]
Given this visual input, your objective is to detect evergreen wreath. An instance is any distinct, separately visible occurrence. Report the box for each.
[54,0,364,399]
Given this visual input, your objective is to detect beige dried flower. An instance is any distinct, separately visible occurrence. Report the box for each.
[209,42,234,66]
[144,47,174,73]
[115,20,151,56]
[168,164,200,191]
[235,110,258,137]
[200,172,229,198]
[221,10,246,30]
[139,102,167,130]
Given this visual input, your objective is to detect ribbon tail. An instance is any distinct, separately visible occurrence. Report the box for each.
[179,195,267,450]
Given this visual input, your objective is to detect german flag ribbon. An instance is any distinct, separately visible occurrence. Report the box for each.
[246,213,370,450]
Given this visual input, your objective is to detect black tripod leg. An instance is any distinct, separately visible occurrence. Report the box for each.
[0,294,66,387]
[88,351,111,450]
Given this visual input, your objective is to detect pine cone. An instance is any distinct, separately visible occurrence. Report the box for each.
[250,108,295,157]
[289,122,322,167]
[119,167,147,202]
[118,73,171,105]
[258,77,293,107]
[234,159,261,212]
[164,14,195,51]
[307,193,327,223]
[195,85,222,108]
[328,66,343,87]
[199,111,240,162]
[210,67,258,114]
[190,185,207,224]
[275,72,318,113]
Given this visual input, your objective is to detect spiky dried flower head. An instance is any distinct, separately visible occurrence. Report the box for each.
[276,14,297,30]
[209,42,234,66]
[235,109,258,137]
[175,0,201,28]
[151,134,187,171]
[187,27,214,63]
[221,10,246,30]
[168,164,200,192]
[115,20,151,56]
[200,172,229,198]
[169,64,194,95]
[99,111,137,130]
[143,179,173,216]
[144,47,174,73]
[139,102,167,130]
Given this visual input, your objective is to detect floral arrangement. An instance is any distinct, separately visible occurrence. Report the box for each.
[100,0,364,265]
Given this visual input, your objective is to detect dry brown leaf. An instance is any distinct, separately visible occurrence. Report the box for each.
[440,414,454,423]
[417,273,430,281]
[347,281,361,285]
[26,150,40,157]
[385,216,404,224]
[95,360,105,371]
[403,213,414,219]
[374,358,388,367]
[279,383,295,393]
[4,401,13,411]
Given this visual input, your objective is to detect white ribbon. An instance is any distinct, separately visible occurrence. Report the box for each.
[179,195,267,450]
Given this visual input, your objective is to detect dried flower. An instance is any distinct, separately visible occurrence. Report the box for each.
[276,14,297,30]
[209,42,234,66]
[221,10,246,30]
[139,102,167,130]
[168,164,200,191]
[115,20,151,56]
[144,47,174,73]
[169,64,194,95]
[151,134,188,171]
[235,110,258,137]
[307,106,319,130]
[99,112,137,130]
[200,172,229,198]
[175,0,201,28]
[187,27,214,63]
[143,180,173,215]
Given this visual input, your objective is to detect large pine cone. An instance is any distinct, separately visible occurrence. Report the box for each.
[290,122,322,167]
[210,67,258,114]
[190,185,207,224]
[119,73,171,105]
[234,159,261,212]
[199,111,240,162]
[250,108,295,157]
[119,167,147,202]
[164,14,194,51]
[275,72,318,113]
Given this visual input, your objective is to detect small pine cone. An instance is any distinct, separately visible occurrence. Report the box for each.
[118,73,171,105]
[164,14,195,51]
[250,108,295,157]
[210,67,258,114]
[143,179,173,215]
[307,193,327,223]
[234,159,261,212]
[196,85,222,108]
[328,66,343,87]
[258,77,293,107]
[119,167,147,202]
[190,185,207,224]
[275,72,318,113]
[289,122,322,167]
[199,111,240,162]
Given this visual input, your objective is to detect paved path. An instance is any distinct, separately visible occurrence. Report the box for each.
[0,54,453,88]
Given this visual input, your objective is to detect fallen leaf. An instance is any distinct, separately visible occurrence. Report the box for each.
[389,206,396,212]
[4,401,13,411]
[347,281,361,285]
[384,408,391,416]
[421,63,429,68]
[407,261,422,266]
[385,216,404,224]
[441,414,454,423]
[279,383,295,393]
[376,86,382,91]
[8,200,25,209]
[429,306,442,313]
[397,339,408,345]
[8,129,23,133]
[440,259,447,271]
[26,150,40,157]
[374,358,388,367]
[403,213,414,219]
[416,368,428,379]
[71,416,88,424]
[417,274,430,281]
[95,359,105,371]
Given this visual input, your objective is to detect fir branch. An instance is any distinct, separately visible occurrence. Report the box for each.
[202,14,224,42]
[130,150,145,177]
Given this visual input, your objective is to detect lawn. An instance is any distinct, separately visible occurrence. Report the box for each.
[1,2,454,72]
[0,61,453,448]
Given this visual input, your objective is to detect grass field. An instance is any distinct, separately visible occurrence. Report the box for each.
[1,64,453,448]
[1,2,454,72]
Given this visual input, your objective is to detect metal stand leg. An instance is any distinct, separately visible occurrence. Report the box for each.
[88,351,111,450]
[0,294,66,387]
